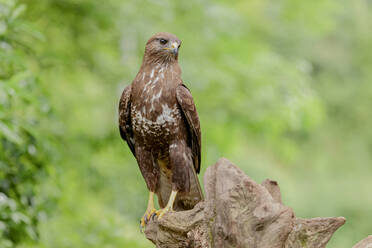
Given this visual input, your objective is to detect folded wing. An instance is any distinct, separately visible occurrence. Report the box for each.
[176,84,201,174]
[118,84,135,156]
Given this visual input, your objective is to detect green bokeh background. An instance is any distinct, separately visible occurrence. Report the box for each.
[1,0,371,247]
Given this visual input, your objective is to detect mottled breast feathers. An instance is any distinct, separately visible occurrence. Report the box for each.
[119,82,201,174]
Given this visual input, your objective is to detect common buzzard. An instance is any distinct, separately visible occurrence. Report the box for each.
[119,32,203,228]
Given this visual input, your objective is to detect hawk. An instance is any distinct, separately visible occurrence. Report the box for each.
[119,32,203,227]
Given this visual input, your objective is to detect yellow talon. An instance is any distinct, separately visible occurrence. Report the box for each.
[140,208,157,228]
[140,192,157,230]
[140,190,178,230]
[155,190,178,220]
[155,205,173,219]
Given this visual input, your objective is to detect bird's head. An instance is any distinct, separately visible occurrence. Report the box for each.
[144,32,182,64]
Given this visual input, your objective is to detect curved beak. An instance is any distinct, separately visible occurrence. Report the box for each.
[170,42,179,55]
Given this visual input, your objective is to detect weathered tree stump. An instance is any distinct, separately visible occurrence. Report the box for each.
[144,158,352,248]
[352,236,372,248]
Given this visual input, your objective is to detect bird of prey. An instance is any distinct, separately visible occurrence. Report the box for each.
[119,32,203,228]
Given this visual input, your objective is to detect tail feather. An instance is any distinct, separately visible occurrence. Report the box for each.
[157,165,203,211]
[157,170,172,208]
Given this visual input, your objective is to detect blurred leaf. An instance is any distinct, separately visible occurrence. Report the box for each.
[9,3,25,21]
[0,121,22,144]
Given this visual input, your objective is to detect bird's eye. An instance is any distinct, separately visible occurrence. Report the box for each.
[159,39,168,45]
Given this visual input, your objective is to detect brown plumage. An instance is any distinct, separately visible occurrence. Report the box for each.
[118,32,203,225]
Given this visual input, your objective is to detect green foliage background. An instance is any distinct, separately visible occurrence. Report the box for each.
[1,0,371,247]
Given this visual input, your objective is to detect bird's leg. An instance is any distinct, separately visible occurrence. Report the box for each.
[155,190,178,219]
[140,191,157,228]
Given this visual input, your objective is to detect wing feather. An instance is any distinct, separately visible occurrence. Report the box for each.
[118,84,135,156]
[176,84,201,173]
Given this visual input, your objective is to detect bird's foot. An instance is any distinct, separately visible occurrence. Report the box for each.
[140,208,157,230]
[155,205,173,220]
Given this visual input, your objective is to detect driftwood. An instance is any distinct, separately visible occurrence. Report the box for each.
[144,158,368,248]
